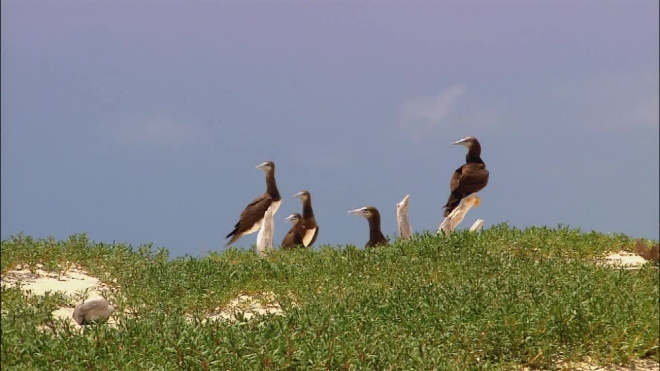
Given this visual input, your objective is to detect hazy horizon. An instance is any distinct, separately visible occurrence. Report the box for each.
[2,0,658,257]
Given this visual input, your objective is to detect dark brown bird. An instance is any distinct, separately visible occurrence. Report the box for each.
[281,213,305,249]
[443,136,489,218]
[294,190,319,247]
[634,239,660,263]
[225,161,282,247]
[347,206,388,248]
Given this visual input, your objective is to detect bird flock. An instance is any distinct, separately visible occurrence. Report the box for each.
[223,136,490,252]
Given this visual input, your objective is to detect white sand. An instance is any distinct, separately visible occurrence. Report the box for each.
[601,251,651,270]
[1,263,116,329]
[188,291,297,324]
[2,262,295,329]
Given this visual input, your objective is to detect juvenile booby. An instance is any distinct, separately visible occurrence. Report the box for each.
[347,206,388,248]
[294,190,319,247]
[396,195,412,240]
[224,161,282,247]
[72,298,115,333]
[281,213,305,249]
[443,136,489,218]
[256,205,275,256]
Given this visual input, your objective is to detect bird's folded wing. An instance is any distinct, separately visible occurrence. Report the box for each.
[237,195,272,229]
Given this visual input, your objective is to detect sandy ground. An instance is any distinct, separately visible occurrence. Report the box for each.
[1,263,118,330]
[187,291,296,324]
[1,263,111,298]
[1,262,292,330]
[599,251,653,270]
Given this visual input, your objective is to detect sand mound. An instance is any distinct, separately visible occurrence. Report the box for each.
[1,263,117,329]
[2,263,296,329]
[600,251,652,270]
[188,291,298,324]
[1,263,111,299]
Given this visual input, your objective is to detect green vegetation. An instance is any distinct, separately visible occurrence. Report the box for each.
[1,225,658,370]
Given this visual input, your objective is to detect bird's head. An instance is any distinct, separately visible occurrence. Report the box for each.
[284,213,302,225]
[450,136,478,148]
[347,206,380,220]
[293,190,311,202]
[256,161,275,172]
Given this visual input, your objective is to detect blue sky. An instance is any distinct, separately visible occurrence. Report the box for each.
[2,0,658,257]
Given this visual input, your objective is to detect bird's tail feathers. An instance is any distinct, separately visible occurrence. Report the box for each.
[224,225,242,247]
[224,233,242,248]
[443,193,463,218]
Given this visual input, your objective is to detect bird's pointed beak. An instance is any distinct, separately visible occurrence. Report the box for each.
[293,191,304,199]
[347,207,368,217]
[450,138,469,146]
[256,162,269,170]
[284,214,298,223]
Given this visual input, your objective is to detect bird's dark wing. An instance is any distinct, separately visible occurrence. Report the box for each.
[239,194,271,220]
[237,195,272,230]
[281,229,297,249]
[225,194,273,243]
[449,165,464,192]
[282,223,305,249]
[457,166,489,195]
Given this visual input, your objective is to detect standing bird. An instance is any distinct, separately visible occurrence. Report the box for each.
[347,206,388,248]
[225,161,282,247]
[281,213,305,249]
[396,194,412,240]
[443,136,489,218]
[293,190,319,247]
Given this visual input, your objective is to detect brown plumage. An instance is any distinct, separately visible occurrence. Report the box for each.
[443,136,489,218]
[347,206,388,248]
[294,190,319,247]
[225,161,282,247]
[634,239,660,263]
[281,213,305,249]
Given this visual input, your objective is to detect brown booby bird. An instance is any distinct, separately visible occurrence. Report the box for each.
[347,206,388,248]
[396,195,412,240]
[443,136,489,218]
[281,213,305,249]
[293,190,319,247]
[225,161,282,247]
[634,239,660,263]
